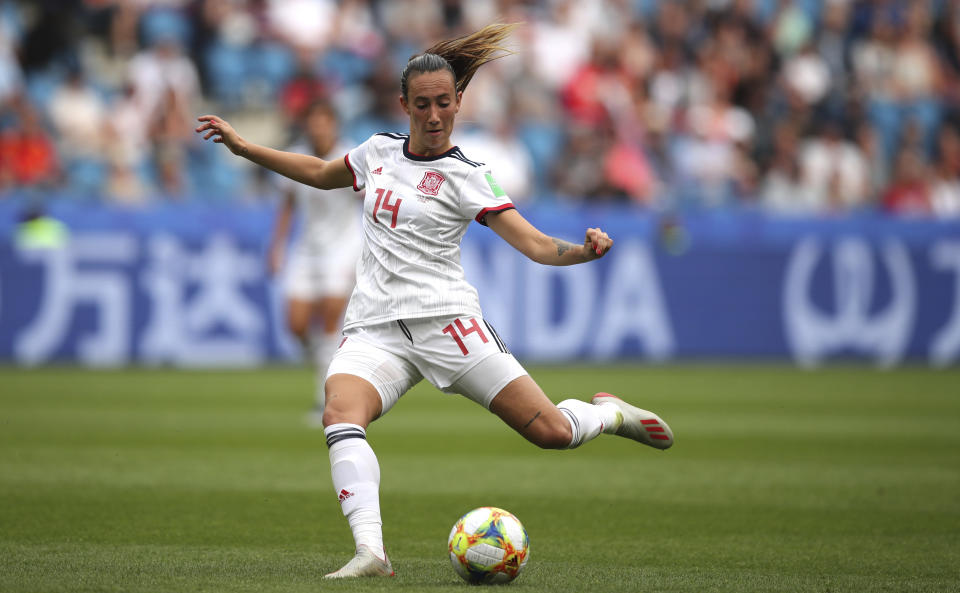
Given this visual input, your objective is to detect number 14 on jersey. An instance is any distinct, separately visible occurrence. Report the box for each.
[372,188,402,228]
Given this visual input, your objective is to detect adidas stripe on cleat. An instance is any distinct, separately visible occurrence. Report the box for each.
[591,392,674,450]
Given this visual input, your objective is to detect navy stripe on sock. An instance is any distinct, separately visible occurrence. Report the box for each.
[559,408,581,448]
[325,428,366,447]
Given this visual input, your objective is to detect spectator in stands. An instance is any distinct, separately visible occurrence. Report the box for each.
[781,41,831,109]
[0,13,22,107]
[647,41,689,135]
[648,0,698,54]
[378,0,444,57]
[48,67,105,160]
[881,147,932,216]
[604,80,661,205]
[933,0,960,121]
[552,123,617,201]
[330,0,384,60]
[280,57,330,126]
[47,67,107,194]
[815,0,854,114]
[194,0,261,107]
[798,118,871,213]
[347,58,408,141]
[105,83,149,203]
[561,38,632,127]
[128,33,200,133]
[761,121,818,215]
[0,96,58,191]
[107,0,141,59]
[769,0,814,58]
[930,125,960,218]
[604,134,660,205]
[527,0,592,91]
[150,86,193,198]
[855,4,944,166]
[851,9,898,147]
[855,121,889,197]
[889,2,944,157]
[266,0,337,54]
[673,47,756,208]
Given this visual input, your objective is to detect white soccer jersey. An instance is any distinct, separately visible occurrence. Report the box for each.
[279,142,363,253]
[342,132,514,330]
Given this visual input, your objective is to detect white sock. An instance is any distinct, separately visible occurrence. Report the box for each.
[325,423,384,558]
[556,399,619,448]
[313,333,341,411]
[595,401,624,434]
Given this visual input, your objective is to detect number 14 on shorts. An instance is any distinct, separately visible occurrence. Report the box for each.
[442,318,488,355]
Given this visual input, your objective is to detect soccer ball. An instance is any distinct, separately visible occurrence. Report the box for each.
[447,507,530,584]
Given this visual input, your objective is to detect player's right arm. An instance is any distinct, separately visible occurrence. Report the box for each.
[195,115,354,190]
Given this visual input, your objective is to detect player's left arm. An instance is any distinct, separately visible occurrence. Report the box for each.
[486,208,612,266]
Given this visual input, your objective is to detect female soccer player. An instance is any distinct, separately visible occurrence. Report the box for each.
[196,23,674,579]
[266,99,362,424]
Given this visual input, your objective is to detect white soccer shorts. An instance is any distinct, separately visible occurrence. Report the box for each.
[283,242,356,300]
[325,315,527,414]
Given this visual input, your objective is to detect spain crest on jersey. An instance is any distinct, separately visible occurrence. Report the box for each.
[417,171,445,196]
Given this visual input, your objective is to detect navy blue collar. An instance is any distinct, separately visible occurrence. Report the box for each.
[403,138,459,161]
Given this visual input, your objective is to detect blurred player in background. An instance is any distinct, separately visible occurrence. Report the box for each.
[198,23,673,580]
[267,100,362,424]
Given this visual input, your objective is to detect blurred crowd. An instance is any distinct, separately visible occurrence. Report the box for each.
[1,0,960,217]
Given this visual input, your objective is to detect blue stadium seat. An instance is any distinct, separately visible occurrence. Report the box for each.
[249,42,296,100]
[186,142,250,201]
[518,123,565,195]
[318,48,374,87]
[64,158,108,198]
[141,8,192,47]
[204,42,247,108]
[25,69,63,112]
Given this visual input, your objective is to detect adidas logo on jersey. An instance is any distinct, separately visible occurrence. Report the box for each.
[371,166,382,174]
[338,489,355,503]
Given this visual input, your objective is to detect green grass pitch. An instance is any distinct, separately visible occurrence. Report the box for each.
[1,365,958,592]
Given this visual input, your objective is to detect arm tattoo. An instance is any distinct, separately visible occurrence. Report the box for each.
[523,410,542,429]
[552,237,577,257]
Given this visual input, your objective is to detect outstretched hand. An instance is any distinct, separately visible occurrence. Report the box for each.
[584,227,613,259]
[195,115,245,155]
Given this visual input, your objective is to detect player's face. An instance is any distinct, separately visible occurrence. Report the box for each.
[400,70,461,156]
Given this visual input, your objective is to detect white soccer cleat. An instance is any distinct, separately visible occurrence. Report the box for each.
[591,392,674,450]
[323,545,395,579]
